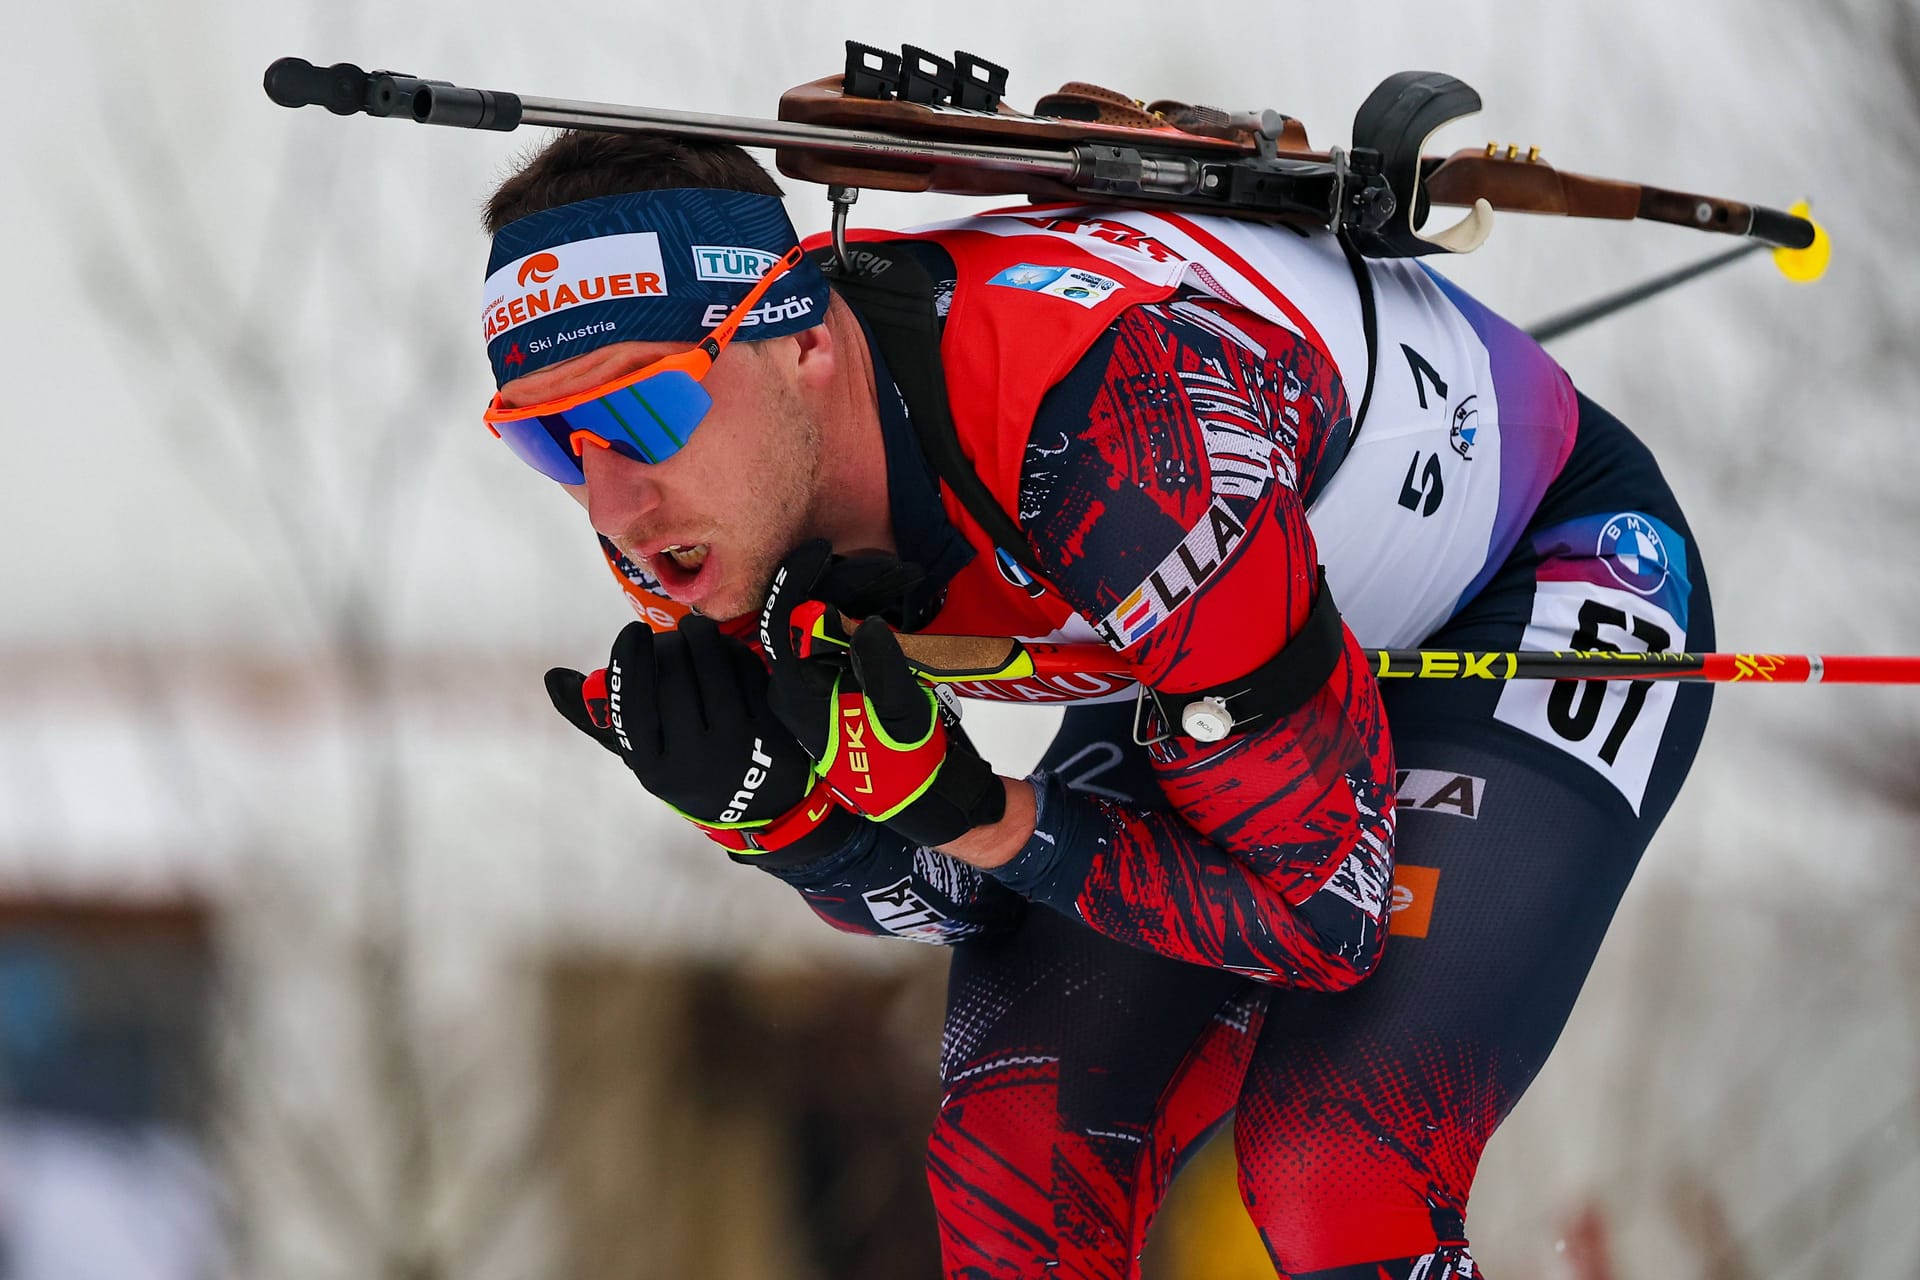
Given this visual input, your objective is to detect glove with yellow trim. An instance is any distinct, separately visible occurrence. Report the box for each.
[761,541,1007,848]
[546,614,860,865]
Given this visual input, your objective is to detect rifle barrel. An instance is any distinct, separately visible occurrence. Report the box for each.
[512,94,1094,183]
[265,58,1212,200]
[426,84,1204,195]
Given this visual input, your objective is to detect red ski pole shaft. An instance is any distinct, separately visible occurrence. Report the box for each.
[886,634,1920,686]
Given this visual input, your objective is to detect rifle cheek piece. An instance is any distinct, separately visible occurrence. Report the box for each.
[1348,71,1493,257]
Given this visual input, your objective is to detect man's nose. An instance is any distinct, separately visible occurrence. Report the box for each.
[581,443,663,535]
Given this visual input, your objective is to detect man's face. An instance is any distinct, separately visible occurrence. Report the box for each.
[496,337,824,621]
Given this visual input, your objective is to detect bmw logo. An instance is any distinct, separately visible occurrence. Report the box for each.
[995,546,1047,598]
[1597,512,1671,596]
[1449,395,1479,459]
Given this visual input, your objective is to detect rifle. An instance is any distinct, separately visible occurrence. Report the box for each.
[263,41,1827,277]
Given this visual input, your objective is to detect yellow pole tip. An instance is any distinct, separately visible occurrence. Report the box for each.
[1773,200,1831,284]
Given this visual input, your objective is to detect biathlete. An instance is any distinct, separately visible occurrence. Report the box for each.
[478,131,1713,1279]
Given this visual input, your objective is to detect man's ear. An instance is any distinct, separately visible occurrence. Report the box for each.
[789,313,837,391]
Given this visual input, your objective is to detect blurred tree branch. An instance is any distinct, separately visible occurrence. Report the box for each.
[63,36,544,1280]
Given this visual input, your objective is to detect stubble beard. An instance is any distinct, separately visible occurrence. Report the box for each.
[699,385,825,622]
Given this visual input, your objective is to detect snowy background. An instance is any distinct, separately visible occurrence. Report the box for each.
[2,1,1917,1277]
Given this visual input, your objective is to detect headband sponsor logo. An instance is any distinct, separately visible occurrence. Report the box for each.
[692,245,781,283]
[700,292,817,328]
[516,252,560,287]
[483,232,669,342]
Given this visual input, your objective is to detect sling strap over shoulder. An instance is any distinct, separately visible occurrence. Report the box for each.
[823,238,1371,741]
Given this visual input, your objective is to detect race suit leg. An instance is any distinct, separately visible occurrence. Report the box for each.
[1233,394,1715,1277]
[931,700,1269,1280]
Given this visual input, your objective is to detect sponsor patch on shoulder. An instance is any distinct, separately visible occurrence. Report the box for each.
[987,263,1122,308]
[1094,495,1248,648]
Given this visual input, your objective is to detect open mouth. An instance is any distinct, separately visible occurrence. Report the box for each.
[644,541,716,603]
[662,543,709,572]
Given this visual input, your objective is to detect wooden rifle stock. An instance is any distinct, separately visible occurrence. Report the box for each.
[1422,149,1817,249]
[779,79,1816,252]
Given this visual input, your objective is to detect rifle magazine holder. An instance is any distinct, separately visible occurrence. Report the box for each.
[1350,71,1493,256]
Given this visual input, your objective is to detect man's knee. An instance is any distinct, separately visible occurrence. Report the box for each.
[924,1068,1063,1273]
[1233,1047,1486,1277]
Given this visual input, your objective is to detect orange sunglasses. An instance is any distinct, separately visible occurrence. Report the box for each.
[483,245,805,482]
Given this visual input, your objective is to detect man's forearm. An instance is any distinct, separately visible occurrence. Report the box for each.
[960,765,1395,990]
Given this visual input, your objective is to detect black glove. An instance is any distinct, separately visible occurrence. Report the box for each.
[760,540,1006,849]
[546,614,859,864]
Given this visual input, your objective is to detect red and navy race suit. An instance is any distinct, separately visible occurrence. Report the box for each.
[607,211,1714,1278]
[774,217,1405,992]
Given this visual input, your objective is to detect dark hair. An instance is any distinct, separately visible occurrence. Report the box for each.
[482,132,783,235]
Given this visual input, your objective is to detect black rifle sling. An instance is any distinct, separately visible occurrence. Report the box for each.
[819,245,1046,577]
[822,241,1359,740]
[1303,232,1380,508]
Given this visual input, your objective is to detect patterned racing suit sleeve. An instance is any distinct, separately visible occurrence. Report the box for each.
[752,823,1029,945]
[987,292,1398,990]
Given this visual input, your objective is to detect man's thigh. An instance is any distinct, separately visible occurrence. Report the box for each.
[1233,393,1718,1275]
[932,702,1265,1278]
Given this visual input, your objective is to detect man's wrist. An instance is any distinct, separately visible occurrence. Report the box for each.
[732,806,873,876]
[981,771,1098,909]
[935,776,1035,870]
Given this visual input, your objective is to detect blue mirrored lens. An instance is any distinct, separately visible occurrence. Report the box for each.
[558,370,713,464]
[495,369,716,483]
[496,418,585,484]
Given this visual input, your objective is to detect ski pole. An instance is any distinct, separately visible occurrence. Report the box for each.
[871,633,1920,687]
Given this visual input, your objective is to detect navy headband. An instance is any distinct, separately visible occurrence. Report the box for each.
[482,188,829,386]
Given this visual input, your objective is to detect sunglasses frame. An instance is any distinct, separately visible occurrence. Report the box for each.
[483,244,806,478]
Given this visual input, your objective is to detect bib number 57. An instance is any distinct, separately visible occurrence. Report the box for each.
[1545,599,1672,764]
